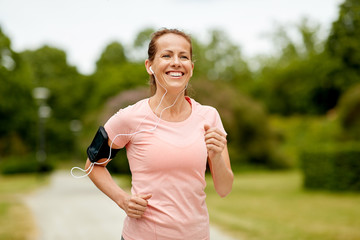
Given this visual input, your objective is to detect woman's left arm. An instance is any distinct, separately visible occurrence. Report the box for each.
[204,125,234,197]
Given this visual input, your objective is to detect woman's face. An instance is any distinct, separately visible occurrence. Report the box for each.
[146,33,194,94]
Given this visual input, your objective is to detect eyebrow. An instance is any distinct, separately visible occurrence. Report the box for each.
[162,50,190,55]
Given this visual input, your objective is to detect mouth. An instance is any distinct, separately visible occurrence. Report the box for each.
[166,71,184,77]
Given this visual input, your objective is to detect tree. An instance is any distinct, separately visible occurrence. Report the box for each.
[21,46,88,153]
[192,29,252,89]
[337,83,360,140]
[0,26,37,156]
[327,0,360,73]
[89,41,148,108]
[252,18,342,115]
[131,27,155,61]
[325,0,360,99]
[96,42,127,69]
[191,79,288,168]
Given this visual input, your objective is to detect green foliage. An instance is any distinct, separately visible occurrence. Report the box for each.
[96,42,127,69]
[337,83,360,140]
[0,155,55,175]
[0,27,37,156]
[192,29,253,88]
[327,0,360,73]
[255,52,340,115]
[251,3,360,115]
[300,143,360,191]
[192,79,288,169]
[323,0,360,114]
[252,18,343,115]
[88,41,148,108]
[269,115,342,167]
[3,0,360,172]
[20,46,89,154]
[133,27,154,49]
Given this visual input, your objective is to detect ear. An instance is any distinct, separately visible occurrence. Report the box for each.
[190,62,194,77]
[145,59,153,75]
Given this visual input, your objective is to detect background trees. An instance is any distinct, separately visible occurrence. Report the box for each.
[1,0,359,173]
[0,27,37,156]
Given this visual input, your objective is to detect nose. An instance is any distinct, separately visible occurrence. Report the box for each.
[171,56,181,67]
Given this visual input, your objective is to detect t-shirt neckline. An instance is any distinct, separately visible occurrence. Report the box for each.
[146,96,194,126]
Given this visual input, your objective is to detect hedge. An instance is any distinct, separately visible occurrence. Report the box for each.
[0,155,55,175]
[300,144,360,192]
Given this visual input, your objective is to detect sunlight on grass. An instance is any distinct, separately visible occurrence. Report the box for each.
[205,171,360,240]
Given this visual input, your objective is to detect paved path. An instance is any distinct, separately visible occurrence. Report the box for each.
[25,171,238,240]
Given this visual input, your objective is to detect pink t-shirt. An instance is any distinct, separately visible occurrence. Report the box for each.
[104,97,226,240]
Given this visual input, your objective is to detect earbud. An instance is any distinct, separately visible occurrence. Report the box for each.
[149,66,154,74]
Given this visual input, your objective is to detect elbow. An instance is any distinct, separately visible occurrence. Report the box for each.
[217,171,234,198]
[218,191,230,198]
[85,158,92,169]
[217,186,232,198]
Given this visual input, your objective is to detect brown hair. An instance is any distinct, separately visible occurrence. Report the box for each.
[147,28,193,95]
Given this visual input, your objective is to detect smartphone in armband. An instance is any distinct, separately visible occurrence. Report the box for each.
[87,126,119,163]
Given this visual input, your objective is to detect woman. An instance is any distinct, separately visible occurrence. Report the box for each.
[85,28,233,240]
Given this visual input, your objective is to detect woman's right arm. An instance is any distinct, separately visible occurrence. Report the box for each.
[85,157,128,208]
[85,144,151,218]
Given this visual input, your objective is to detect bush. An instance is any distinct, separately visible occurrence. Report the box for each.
[337,83,360,140]
[191,79,288,169]
[0,155,55,175]
[300,143,360,191]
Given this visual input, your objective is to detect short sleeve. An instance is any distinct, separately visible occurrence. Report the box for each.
[212,108,227,136]
[104,109,132,149]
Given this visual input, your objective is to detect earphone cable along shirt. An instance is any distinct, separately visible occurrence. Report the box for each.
[104,97,226,240]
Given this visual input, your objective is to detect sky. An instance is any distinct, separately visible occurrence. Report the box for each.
[0,0,343,74]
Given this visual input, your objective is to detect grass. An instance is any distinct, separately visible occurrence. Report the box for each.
[205,170,360,240]
[2,167,359,240]
[0,174,49,240]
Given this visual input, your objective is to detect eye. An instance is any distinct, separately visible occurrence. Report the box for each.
[180,55,189,60]
[162,54,171,58]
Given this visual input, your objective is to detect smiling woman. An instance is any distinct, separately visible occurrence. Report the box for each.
[145,28,194,96]
[81,28,233,240]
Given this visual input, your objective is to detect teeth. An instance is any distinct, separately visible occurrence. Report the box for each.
[169,72,182,77]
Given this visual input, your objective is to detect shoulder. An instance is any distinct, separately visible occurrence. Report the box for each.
[190,98,220,118]
[114,98,149,117]
[190,97,227,134]
[105,98,149,125]
[122,98,148,112]
[104,98,149,136]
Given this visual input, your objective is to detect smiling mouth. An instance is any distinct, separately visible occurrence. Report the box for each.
[166,71,184,77]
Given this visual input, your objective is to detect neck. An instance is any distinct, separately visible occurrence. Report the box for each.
[149,89,190,121]
[152,90,185,110]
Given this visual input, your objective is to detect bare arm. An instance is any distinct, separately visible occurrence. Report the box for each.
[204,125,234,197]
[85,141,151,218]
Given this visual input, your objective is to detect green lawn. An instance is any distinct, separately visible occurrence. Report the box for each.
[0,174,48,240]
[205,171,360,240]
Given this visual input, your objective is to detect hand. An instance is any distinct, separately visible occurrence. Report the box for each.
[204,124,227,160]
[122,193,152,218]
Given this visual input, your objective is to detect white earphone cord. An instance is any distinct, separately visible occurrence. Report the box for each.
[71,70,188,178]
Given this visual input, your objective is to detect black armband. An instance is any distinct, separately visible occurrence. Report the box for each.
[87,126,120,163]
